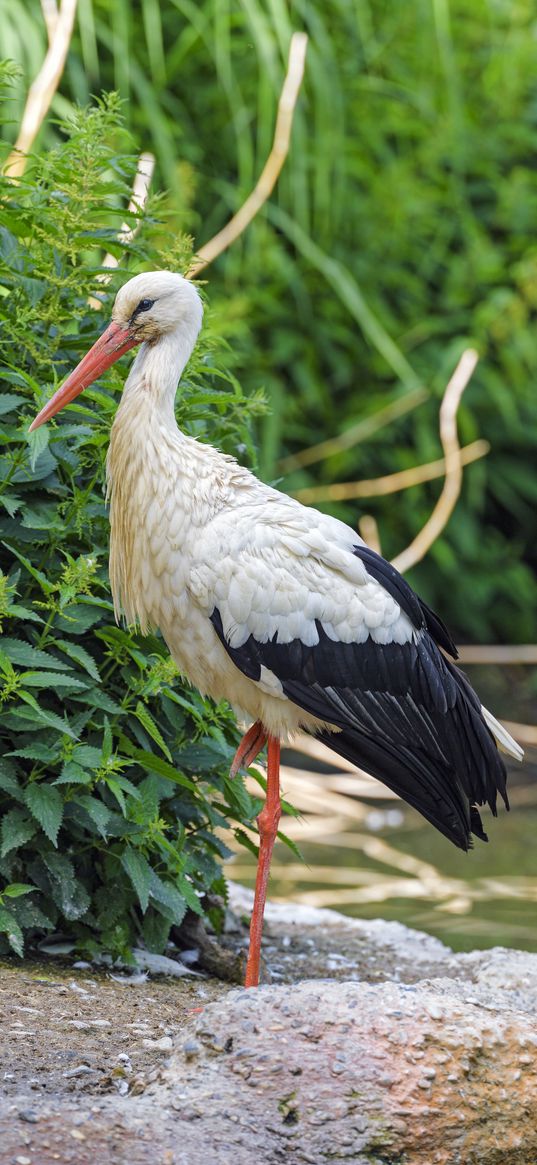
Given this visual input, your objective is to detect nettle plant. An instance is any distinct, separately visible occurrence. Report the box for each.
[0,80,267,960]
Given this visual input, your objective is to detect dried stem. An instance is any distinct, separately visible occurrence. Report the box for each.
[279,386,427,475]
[358,514,382,554]
[88,152,155,308]
[293,438,489,505]
[501,721,537,747]
[40,0,59,40]
[104,152,155,266]
[458,645,537,665]
[3,0,78,179]
[187,32,308,279]
[391,349,479,574]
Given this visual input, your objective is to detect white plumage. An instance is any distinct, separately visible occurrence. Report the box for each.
[101,274,406,739]
[30,270,523,987]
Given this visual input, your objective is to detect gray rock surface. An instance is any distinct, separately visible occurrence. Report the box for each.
[165,973,537,1165]
[2,895,537,1164]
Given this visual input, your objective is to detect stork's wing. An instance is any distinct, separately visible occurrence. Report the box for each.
[190,498,509,849]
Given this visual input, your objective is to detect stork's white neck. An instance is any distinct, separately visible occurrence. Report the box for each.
[121,311,201,426]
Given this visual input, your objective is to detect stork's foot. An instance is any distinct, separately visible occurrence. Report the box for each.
[239,945,272,986]
[230,720,268,777]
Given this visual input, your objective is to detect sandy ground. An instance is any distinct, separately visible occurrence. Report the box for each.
[0,956,227,1165]
[0,902,470,1165]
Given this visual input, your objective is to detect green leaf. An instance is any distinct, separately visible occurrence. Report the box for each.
[54,761,92,785]
[121,848,153,912]
[233,827,259,859]
[21,671,89,689]
[7,604,44,624]
[55,604,104,634]
[1,545,54,595]
[149,870,188,924]
[69,687,123,714]
[179,740,227,770]
[50,640,100,681]
[4,895,53,933]
[27,425,50,471]
[73,745,102,769]
[102,718,113,763]
[0,493,22,517]
[16,693,78,739]
[24,783,64,846]
[40,852,90,920]
[1,882,35,898]
[0,648,15,676]
[0,639,73,671]
[0,393,21,416]
[129,749,196,792]
[0,757,20,784]
[134,700,172,761]
[0,905,24,955]
[175,875,203,916]
[0,808,37,857]
[104,778,127,814]
[108,773,140,798]
[277,830,305,863]
[224,774,256,820]
[142,909,171,954]
[8,744,58,762]
[0,769,23,801]
[73,794,111,837]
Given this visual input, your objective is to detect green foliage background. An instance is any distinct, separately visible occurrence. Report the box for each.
[0,1,536,957]
[2,0,536,642]
[0,85,268,958]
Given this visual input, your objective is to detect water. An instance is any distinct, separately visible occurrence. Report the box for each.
[227,665,537,954]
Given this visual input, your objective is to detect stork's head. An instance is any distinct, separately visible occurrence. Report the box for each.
[29,271,203,431]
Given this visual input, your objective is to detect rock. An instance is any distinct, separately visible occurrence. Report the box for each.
[164,974,537,1164]
[131,949,197,977]
[142,1035,173,1052]
[227,881,462,984]
[460,947,537,1011]
[3,893,537,1164]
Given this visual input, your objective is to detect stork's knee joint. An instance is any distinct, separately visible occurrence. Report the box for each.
[257,803,281,841]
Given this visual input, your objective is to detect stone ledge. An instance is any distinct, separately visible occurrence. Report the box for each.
[2,895,537,1164]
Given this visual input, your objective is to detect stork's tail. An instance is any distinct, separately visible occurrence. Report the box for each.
[481,706,524,762]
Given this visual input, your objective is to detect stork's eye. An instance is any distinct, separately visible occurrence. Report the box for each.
[136,298,155,314]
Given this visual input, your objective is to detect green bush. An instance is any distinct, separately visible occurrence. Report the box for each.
[0,80,266,961]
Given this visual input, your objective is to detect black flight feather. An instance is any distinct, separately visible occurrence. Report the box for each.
[210,552,509,851]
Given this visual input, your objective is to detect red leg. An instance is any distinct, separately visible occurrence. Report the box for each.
[230,720,268,778]
[244,735,281,988]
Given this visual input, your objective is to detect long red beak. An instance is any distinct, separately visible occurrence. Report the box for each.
[29,321,138,431]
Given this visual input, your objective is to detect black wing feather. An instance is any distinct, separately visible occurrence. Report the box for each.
[353,544,459,659]
[210,554,508,851]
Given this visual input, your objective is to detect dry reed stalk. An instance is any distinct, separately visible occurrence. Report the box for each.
[246,765,370,822]
[187,32,308,278]
[278,386,427,475]
[501,721,537,747]
[309,774,398,799]
[458,645,537,665]
[293,438,489,504]
[3,0,78,179]
[88,152,155,308]
[358,513,382,554]
[392,348,479,573]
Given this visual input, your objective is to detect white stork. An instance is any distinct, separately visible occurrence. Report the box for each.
[30,271,523,987]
